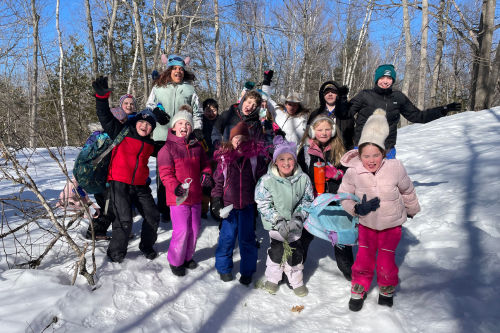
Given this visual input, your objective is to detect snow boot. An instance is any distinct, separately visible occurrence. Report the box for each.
[201,212,208,220]
[239,275,252,286]
[139,243,157,260]
[378,285,395,308]
[160,213,171,223]
[343,273,352,281]
[349,284,367,312]
[170,264,186,276]
[265,281,279,294]
[219,272,233,282]
[293,285,308,297]
[183,259,197,269]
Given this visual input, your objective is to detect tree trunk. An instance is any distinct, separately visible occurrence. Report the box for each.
[132,0,150,103]
[84,0,99,77]
[128,27,140,95]
[430,0,448,107]
[107,0,119,106]
[173,1,182,54]
[485,39,500,108]
[401,0,412,98]
[29,0,39,148]
[417,0,429,110]
[474,0,496,110]
[214,0,222,101]
[56,0,68,146]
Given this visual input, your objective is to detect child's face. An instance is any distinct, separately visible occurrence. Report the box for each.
[241,98,258,115]
[261,100,267,109]
[286,102,299,115]
[360,145,384,173]
[136,120,152,137]
[314,121,333,143]
[173,119,193,138]
[122,98,135,114]
[231,135,246,149]
[171,66,185,83]
[276,153,295,178]
[204,106,218,120]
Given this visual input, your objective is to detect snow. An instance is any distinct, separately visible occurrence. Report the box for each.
[2,108,500,332]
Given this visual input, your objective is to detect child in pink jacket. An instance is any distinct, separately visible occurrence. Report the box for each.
[338,109,420,312]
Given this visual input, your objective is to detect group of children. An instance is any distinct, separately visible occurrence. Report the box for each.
[79,60,420,312]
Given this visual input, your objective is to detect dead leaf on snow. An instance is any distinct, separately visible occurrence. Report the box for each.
[290,305,304,313]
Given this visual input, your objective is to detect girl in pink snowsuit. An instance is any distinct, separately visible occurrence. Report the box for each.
[338,109,420,311]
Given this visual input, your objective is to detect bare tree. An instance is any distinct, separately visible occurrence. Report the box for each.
[29,0,39,148]
[131,0,150,102]
[417,0,429,110]
[107,0,119,106]
[214,0,222,101]
[430,0,448,107]
[56,0,69,146]
[85,0,99,77]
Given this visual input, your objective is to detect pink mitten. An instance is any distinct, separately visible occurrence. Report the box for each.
[326,165,344,180]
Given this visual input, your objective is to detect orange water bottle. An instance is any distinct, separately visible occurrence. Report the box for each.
[314,162,326,194]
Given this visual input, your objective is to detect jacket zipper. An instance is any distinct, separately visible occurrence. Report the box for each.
[131,141,144,185]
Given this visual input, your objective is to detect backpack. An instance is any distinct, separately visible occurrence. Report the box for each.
[303,193,361,246]
[73,126,129,194]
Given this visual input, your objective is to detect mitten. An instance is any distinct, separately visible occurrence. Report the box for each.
[152,70,159,81]
[263,70,274,86]
[273,217,288,240]
[275,128,286,138]
[442,102,462,115]
[73,186,87,198]
[92,76,113,99]
[244,81,256,90]
[337,85,349,97]
[193,129,204,141]
[174,183,187,197]
[354,194,380,216]
[200,172,213,187]
[325,165,344,180]
[152,107,171,125]
[288,212,305,234]
[211,197,224,219]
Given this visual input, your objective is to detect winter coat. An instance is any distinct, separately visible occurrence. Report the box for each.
[157,129,211,206]
[338,149,420,230]
[146,82,203,141]
[273,107,308,148]
[202,115,218,159]
[211,104,265,145]
[211,155,267,210]
[308,81,355,150]
[96,97,159,186]
[337,85,446,149]
[297,139,347,196]
[255,164,314,231]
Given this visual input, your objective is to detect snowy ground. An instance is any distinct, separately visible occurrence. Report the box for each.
[1,108,500,333]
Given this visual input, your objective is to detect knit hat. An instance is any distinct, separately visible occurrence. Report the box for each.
[374,64,396,84]
[133,109,157,130]
[358,109,390,149]
[171,110,193,128]
[111,107,128,122]
[273,135,297,163]
[256,89,268,101]
[119,94,138,111]
[229,122,250,142]
[161,54,191,68]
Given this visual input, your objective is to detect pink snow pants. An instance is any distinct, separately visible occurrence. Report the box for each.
[265,230,304,289]
[352,224,402,292]
[168,202,202,267]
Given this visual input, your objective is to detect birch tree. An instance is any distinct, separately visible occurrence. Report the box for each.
[417,0,429,110]
[214,0,222,101]
[29,0,39,148]
[56,0,68,146]
[84,0,99,77]
[430,0,448,107]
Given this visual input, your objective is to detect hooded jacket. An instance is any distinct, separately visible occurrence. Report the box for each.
[157,129,211,206]
[308,81,355,150]
[338,149,420,230]
[337,85,446,149]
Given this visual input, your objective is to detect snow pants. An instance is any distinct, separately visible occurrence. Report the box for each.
[352,224,402,292]
[168,202,202,267]
[265,230,304,289]
[86,188,115,238]
[107,181,160,262]
[215,204,257,277]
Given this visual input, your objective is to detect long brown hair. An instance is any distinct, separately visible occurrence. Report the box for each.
[277,102,310,118]
[358,142,385,155]
[153,67,196,87]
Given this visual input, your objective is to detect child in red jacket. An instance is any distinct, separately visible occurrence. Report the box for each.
[157,108,212,277]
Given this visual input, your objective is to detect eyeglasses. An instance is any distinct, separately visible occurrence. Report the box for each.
[169,56,184,62]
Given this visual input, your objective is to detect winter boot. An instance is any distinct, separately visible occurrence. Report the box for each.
[349,284,367,312]
[265,281,279,294]
[378,285,395,308]
[170,264,186,277]
[139,243,158,260]
[183,259,198,269]
[293,285,308,297]
[343,273,352,281]
[219,272,233,282]
[201,212,208,219]
[239,275,252,286]
[160,213,171,223]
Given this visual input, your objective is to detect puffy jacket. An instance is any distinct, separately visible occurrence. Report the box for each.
[157,129,211,206]
[308,81,355,150]
[338,149,420,230]
[336,85,445,149]
[96,98,159,186]
[255,164,314,231]
[146,82,203,141]
[211,155,267,210]
[273,107,307,148]
[211,104,265,146]
[297,139,347,196]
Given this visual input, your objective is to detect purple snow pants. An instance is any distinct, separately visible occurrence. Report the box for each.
[168,202,202,267]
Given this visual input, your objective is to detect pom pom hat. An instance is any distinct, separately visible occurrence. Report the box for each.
[358,109,390,149]
[273,135,297,163]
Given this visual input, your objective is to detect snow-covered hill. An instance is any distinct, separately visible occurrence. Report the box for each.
[1,108,500,333]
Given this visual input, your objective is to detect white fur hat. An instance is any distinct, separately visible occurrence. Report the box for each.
[358,108,390,149]
[171,110,193,128]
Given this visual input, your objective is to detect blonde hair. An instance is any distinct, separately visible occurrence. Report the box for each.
[299,117,346,167]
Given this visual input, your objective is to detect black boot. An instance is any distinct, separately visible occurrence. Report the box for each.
[239,275,252,286]
[378,286,395,307]
[183,259,198,269]
[170,264,186,276]
[349,284,367,312]
[139,243,158,260]
[219,272,233,282]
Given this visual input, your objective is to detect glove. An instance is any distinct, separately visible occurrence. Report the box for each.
[152,70,159,81]
[275,128,286,138]
[337,85,349,97]
[193,129,204,141]
[174,183,187,197]
[288,212,304,234]
[152,107,171,125]
[327,231,338,246]
[211,197,224,220]
[73,186,87,198]
[442,102,462,115]
[326,165,344,180]
[354,194,380,216]
[274,217,288,240]
[146,177,151,186]
[200,172,213,187]
[263,70,274,86]
[92,76,113,98]
[244,81,256,90]
[407,214,414,219]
